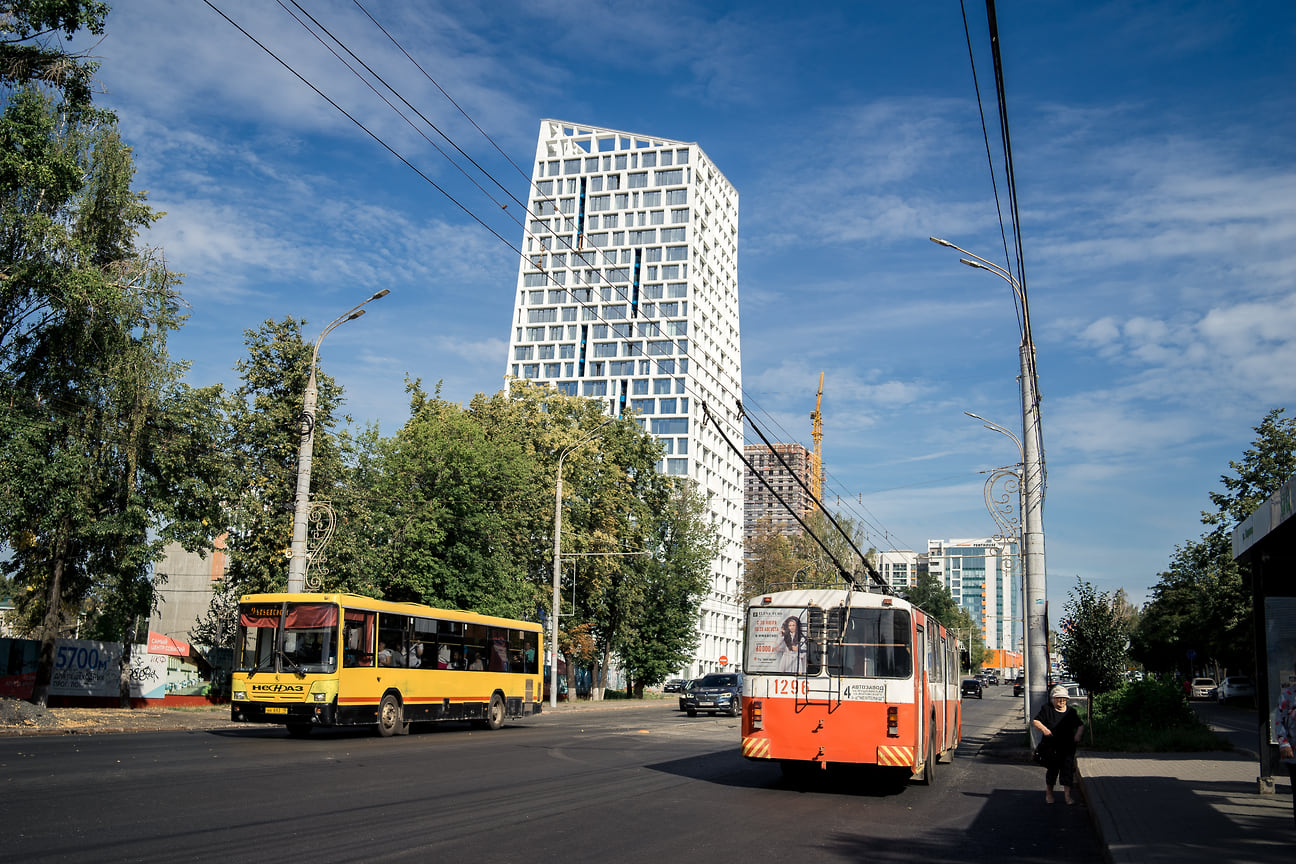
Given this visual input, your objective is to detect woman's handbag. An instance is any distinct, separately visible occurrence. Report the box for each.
[1032,738,1051,765]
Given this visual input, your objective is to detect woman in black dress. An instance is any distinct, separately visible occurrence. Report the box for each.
[1032,684,1085,804]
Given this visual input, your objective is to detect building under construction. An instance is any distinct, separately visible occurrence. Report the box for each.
[743,442,815,548]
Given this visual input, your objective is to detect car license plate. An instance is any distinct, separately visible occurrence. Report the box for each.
[699,701,714,707]
[265,706,288,715]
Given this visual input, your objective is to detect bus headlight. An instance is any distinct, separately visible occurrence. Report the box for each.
[312,692,329,703]
[233,690,247,701]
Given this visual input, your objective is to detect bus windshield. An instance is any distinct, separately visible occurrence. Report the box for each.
[826,608,912,678]
[237,601,339,674]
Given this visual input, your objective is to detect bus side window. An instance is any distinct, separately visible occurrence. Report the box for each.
[343,610,376,667]
[463,623,488,671]
[411,617,436,669]
[437,619,464,669]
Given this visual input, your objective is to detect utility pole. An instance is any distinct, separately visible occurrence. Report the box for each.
[933,237,1048,742]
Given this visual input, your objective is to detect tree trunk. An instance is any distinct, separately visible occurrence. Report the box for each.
[118,620,136,708]
[31,515,73,708]
[564,661,576,701]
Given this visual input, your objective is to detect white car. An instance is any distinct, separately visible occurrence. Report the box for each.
[1216,676,1255,703]
[1190,677,1217,700]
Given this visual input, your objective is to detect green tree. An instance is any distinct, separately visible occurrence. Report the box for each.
[615,476,718,695]
[903,572,980,670]
[741,520,808,603]
[220,317,348,597]
[1134,408,1295,678]
[0,88,226,706]
[790,510,870,586]
[1058,577,1131,737]
[354,382,550,617]
[0,1,109,114]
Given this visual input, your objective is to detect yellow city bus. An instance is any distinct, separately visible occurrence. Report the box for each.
[230,593,543,737]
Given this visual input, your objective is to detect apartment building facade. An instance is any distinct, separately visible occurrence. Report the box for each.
[504,121,744,678]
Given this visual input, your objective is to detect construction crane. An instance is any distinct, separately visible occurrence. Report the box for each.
[810,372,824,512]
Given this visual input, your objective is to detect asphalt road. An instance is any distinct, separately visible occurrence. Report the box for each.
[2,687,1102,862]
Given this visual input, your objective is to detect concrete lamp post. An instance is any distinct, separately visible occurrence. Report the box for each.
[931,236,1048,741]
[550,418,616,708]
[286,289,390,593]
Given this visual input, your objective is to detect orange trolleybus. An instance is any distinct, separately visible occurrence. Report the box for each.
[740,587,962,783]
[230,592,542,737]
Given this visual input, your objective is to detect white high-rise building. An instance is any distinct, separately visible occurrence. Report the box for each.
[927,537,1021,654]
[504,120,744,678]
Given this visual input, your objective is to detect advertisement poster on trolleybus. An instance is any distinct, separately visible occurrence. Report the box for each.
[746,607,808,674]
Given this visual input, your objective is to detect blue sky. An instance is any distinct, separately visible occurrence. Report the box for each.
[83,1,1295,611]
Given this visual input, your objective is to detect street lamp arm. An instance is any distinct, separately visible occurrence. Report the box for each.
[310,289,391,370]
[959,258,1023,303]
[964,411,1023,463]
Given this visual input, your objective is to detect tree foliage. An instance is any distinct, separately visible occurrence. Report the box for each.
[0,1,109,114]
[903,572,980,671]
[219,317,346,596]
[0,84,226,705]
[1058,577,1130,697]
[1133,408,1295,678]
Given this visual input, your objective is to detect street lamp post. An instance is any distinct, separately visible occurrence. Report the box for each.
[550,418,616,708]
[932,236,1048,741]
[286,289,390,593]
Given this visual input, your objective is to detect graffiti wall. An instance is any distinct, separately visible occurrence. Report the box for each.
[0,638,168,700]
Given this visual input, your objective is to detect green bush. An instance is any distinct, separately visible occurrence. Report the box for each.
[1087,678,1226,752]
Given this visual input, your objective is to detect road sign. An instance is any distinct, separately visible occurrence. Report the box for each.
[719,655,728,665]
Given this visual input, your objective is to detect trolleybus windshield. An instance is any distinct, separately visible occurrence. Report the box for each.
[826,608,911,678]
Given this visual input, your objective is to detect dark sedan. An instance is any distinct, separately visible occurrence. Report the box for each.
[961,678,983,699]
[681,673,742,717]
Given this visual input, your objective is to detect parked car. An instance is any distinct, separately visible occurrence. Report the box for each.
[1216,676,1255,703]
[681,673,743,717]
[961,678,983,699]
[1190,677,1218,700]
[677,679,697,711]
[1056,681,1088,706]
[662,679,684,693]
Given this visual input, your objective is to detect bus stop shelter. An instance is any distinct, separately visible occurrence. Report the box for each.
[1233,471,1295,790]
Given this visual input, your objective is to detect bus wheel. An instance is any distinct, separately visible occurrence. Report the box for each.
[377,694,403,737]
[286,723,312,738]
[485,694,505,730]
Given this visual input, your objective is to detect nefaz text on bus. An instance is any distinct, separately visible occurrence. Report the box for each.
[231,592,542,737]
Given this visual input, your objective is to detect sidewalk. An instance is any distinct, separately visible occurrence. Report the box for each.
[1078,750,1293,864]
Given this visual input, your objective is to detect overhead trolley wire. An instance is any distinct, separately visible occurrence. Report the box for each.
[205,2,893,562]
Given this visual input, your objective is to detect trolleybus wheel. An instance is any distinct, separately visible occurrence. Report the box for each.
[919,730,937,786]
[286,723,312,738]
[377,694,403,737]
